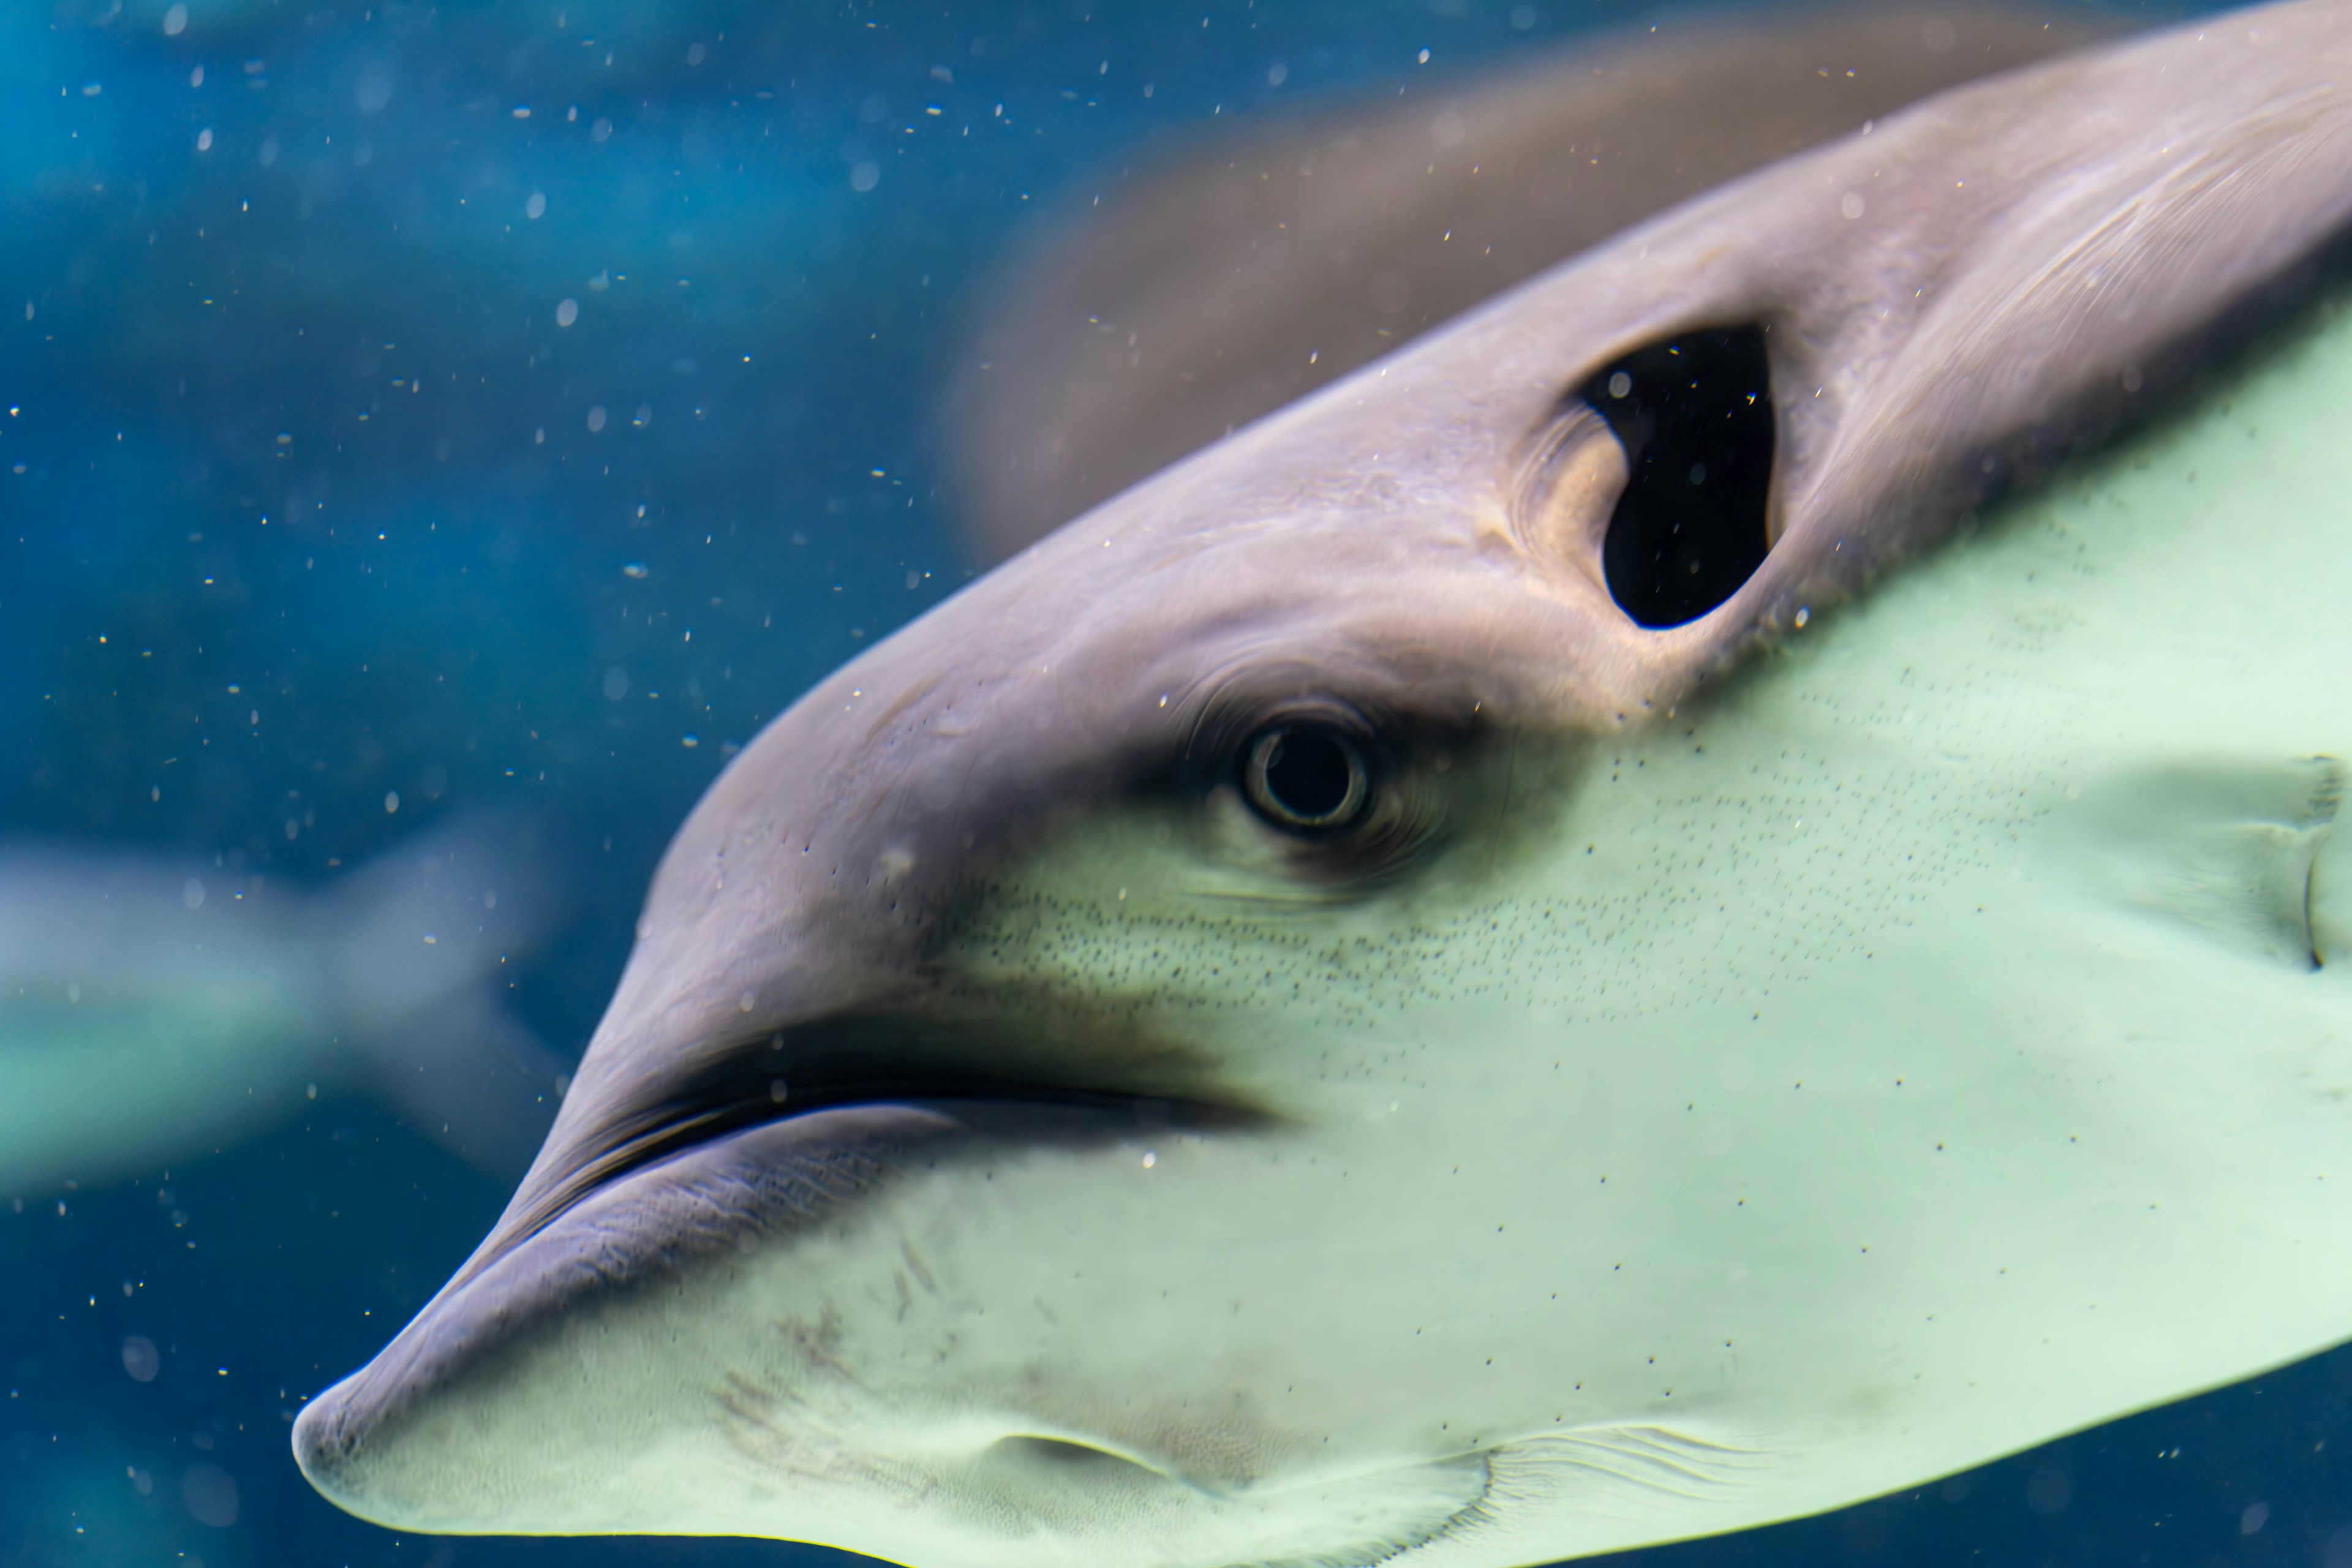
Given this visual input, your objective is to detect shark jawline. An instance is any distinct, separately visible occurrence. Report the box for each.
[500,1008,1272,1260]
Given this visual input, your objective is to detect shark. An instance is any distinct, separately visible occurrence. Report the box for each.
[0,820,564,1194]
[295,5,2352,1567]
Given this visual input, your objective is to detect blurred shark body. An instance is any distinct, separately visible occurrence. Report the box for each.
[951,3,2114,562]
[0,821,565,1194]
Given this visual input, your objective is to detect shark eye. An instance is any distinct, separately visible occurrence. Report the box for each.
[1243,723,1370,832]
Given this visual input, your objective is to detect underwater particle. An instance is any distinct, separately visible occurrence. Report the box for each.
[526,192,548,219]
[850,161,881,192]
[120,1336,159,1382]
[555,298,578,327]
[383,791,399,814]
[258,136,278,166]
[621,561,647,580]
[195,127,212,151]
[353,60,394,114]
[590,117,612,143]
[687,42,707,66]
[682,734,699,748]
[162,2,186,34]
[1841,190,1867,220]
[1268,62,1287,86]
[182,1464,238,1528]
[2025,1460,2071,1516]
[603,667,630,700]
[586,405,608,432]
[2242,1501,2270,1535]
[1512,4,1537,26]
[181,878,204,910]
[769,1079,788,1104]
[128,1466,153,1496]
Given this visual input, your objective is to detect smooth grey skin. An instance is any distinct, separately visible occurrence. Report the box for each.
[0,821,562,1193]
[951,4,2114,563]
[299,6,2352,1567]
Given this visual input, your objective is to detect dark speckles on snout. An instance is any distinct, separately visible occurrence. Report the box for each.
[951,693,2029,1034]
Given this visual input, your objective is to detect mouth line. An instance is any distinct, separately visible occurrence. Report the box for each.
[496,1007,1266,1264]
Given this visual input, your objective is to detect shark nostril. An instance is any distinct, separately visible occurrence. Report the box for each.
[982,1434,1174,1486]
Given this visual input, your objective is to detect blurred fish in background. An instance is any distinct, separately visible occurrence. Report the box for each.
[0,817,562,1197]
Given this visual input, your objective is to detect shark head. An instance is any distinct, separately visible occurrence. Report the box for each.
[296,7,2352,1566]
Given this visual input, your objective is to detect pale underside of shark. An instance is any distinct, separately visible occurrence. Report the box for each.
[296,6,2352,1568]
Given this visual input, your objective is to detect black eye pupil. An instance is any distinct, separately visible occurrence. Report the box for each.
[1267,729,1349,815]
[1245,725,1368,830]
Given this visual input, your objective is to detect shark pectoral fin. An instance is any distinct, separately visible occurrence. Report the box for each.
[2054,756,2345,968]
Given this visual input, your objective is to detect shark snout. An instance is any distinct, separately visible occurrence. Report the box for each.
[288,1381,357,1500]
[289,1316,502,1531]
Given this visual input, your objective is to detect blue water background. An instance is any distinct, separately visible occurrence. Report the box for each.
[2,1,2327,1566]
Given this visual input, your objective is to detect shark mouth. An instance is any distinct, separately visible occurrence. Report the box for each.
[486,1006,1269,1279]
[293,1014,1265,1499]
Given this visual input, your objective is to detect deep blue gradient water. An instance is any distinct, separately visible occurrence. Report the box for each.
[10,2,2346,1566]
